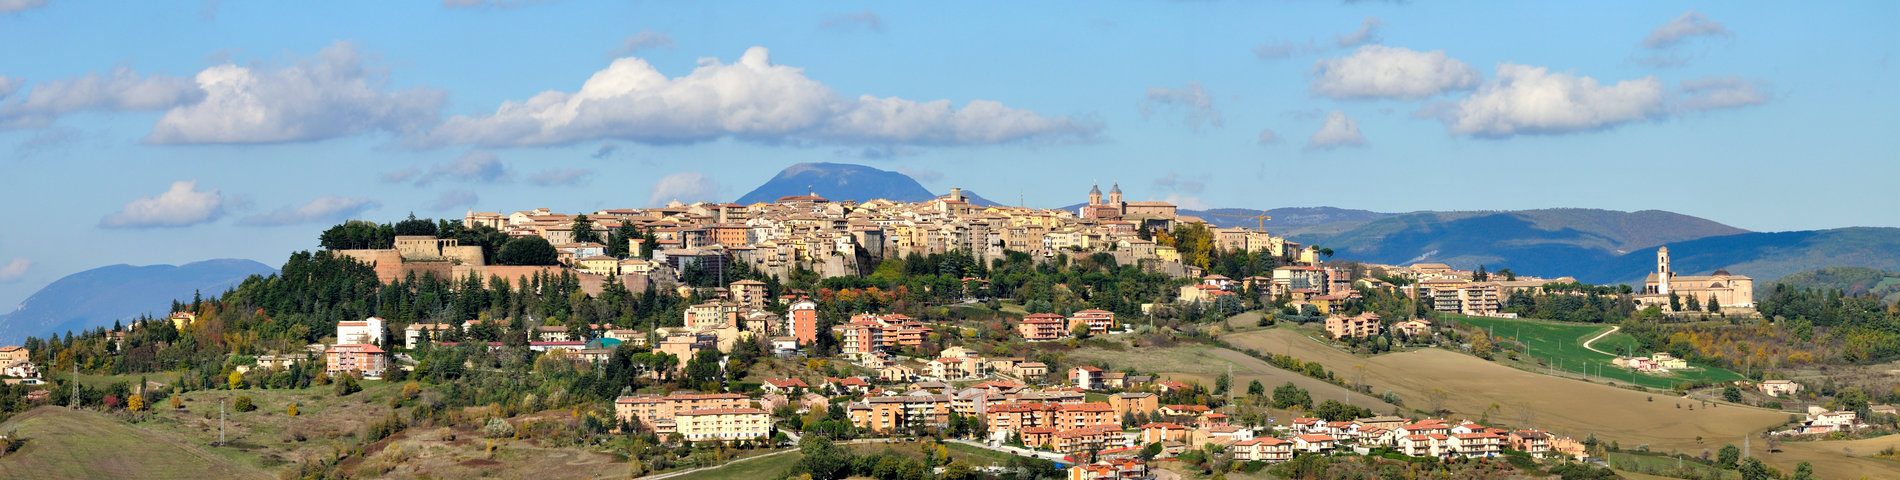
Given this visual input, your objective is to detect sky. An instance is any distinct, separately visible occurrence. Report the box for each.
[0,1,1896,308]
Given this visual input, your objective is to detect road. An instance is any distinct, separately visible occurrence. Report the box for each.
[946,438,1071,463]
[1580,325,1621,356]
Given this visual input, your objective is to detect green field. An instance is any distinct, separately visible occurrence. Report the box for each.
[670,450,802,480]
[0,407,270,479]
[1442,314,1747,389]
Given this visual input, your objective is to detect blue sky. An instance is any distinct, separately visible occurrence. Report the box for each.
[0,1,1895,307]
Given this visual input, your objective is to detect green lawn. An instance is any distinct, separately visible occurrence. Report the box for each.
[0,407,270,479]
[1442,314,1748,389]
[1606,451,1739,480]
[669,450,801,480]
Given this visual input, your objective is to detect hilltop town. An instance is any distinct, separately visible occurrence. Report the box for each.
[0,184,1886,480]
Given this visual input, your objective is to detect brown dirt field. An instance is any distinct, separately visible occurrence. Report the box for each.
[1751,434,1900,480]
[1067,343,1396,411]
[351,426,626,479]
[1222,328,1789,454]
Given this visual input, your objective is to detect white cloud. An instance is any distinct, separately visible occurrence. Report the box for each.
[1153,172,1206,194]
[148,42,445,144]
[0,257,29,283]
[1336,17,1382,48]
[0,0,47,14]
[1644,11,1729,49]
[0,68,203,129]
[1307,111,1366,150]
[421,47,1097,148]
[429,190,479,211]
[1164,194,1212,211]
[527,167,592,186]
[238,196,380,226]
[100,180,227,228]
[1676,77,1769,112]
[1312,45,1480,100]
[415,150,511,185]
[1139,82,1222,131]
[615,30,674,55]
[0,76,19,99]
[1253,41,1319,61]
[648,172,720,206]
[821,11,884,33]
[1256,128,1281,145]
[1433,64,1665,137]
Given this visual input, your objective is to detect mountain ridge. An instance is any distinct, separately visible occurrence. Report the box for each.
[0,259,277,343]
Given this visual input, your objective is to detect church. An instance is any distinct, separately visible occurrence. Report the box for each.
[1079,183,1178,231]
[1638,246,1754,310]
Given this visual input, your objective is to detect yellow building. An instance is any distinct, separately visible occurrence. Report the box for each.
[672,407,772,443]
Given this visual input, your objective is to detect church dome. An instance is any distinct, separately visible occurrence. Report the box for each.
[1712,268,1731,276]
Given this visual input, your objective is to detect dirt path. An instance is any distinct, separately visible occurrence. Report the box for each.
[1580,325,1620,356]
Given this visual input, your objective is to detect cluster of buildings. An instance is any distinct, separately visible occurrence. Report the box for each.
[0,345,39,385]
[1018,310,1120,341]
[361,184,1311,304]
[1612,352,1689,373]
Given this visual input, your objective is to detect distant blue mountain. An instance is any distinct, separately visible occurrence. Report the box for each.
[737,163,938,204]
[0,259,277,343]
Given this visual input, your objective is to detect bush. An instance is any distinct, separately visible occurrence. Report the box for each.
[233,396,257,412]
[335,374,361,397]
[483,418,516,438]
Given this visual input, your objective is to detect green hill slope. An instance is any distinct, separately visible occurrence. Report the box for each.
[0,407,269,480]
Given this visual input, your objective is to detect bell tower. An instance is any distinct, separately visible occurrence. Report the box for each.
[1656,246,1672,295]
[1088,184,1102,206]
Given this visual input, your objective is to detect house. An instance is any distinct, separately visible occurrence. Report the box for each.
[324,344,387,379]
[1159,404,1210,420]
[1014,362,1049,381]
[1108,392,1158,417]
[1507,430,1553,458]
[1070,366,1105,390]
[1067,309,1118,336]
[1759,380,1802,397]
[761,378,809,395]
[403,323,455,349]
[822,376,873,395]
[615,393,751,428]
[1229,437,1293,463]
[336,316,386,346]
[1448,432,1503,458]
[1019,313,1068,341]
[879,364,917,383]
[1293,434,1337,453]
[1323,312,1381,339]
[672,408,772,443]
[787,299,818,345]
[1139,422,1191,444]
[0,346,28,365]
[1392,318,1432,337]
[1068,459,1146,480]
[729,279,769,310]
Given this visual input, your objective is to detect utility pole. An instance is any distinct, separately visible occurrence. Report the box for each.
[219,396,226,446]
[71,360,78,407]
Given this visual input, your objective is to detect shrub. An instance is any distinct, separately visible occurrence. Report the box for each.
[233,396,257,412]
[335,374,361,397]
[483,418,516,438]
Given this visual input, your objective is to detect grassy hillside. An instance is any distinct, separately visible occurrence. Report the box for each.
[0,407,270,480]
[1442,314,1748,389]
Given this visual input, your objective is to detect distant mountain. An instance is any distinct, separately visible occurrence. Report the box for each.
[1576,228,1900,286]
[737,162,937,204]
[1285,209,1759,282]
[1184,207,1396,238]
[0,259,276,343]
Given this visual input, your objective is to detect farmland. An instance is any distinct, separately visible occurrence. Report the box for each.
[1219,327,1788,455]
[1442,314,1750,389]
